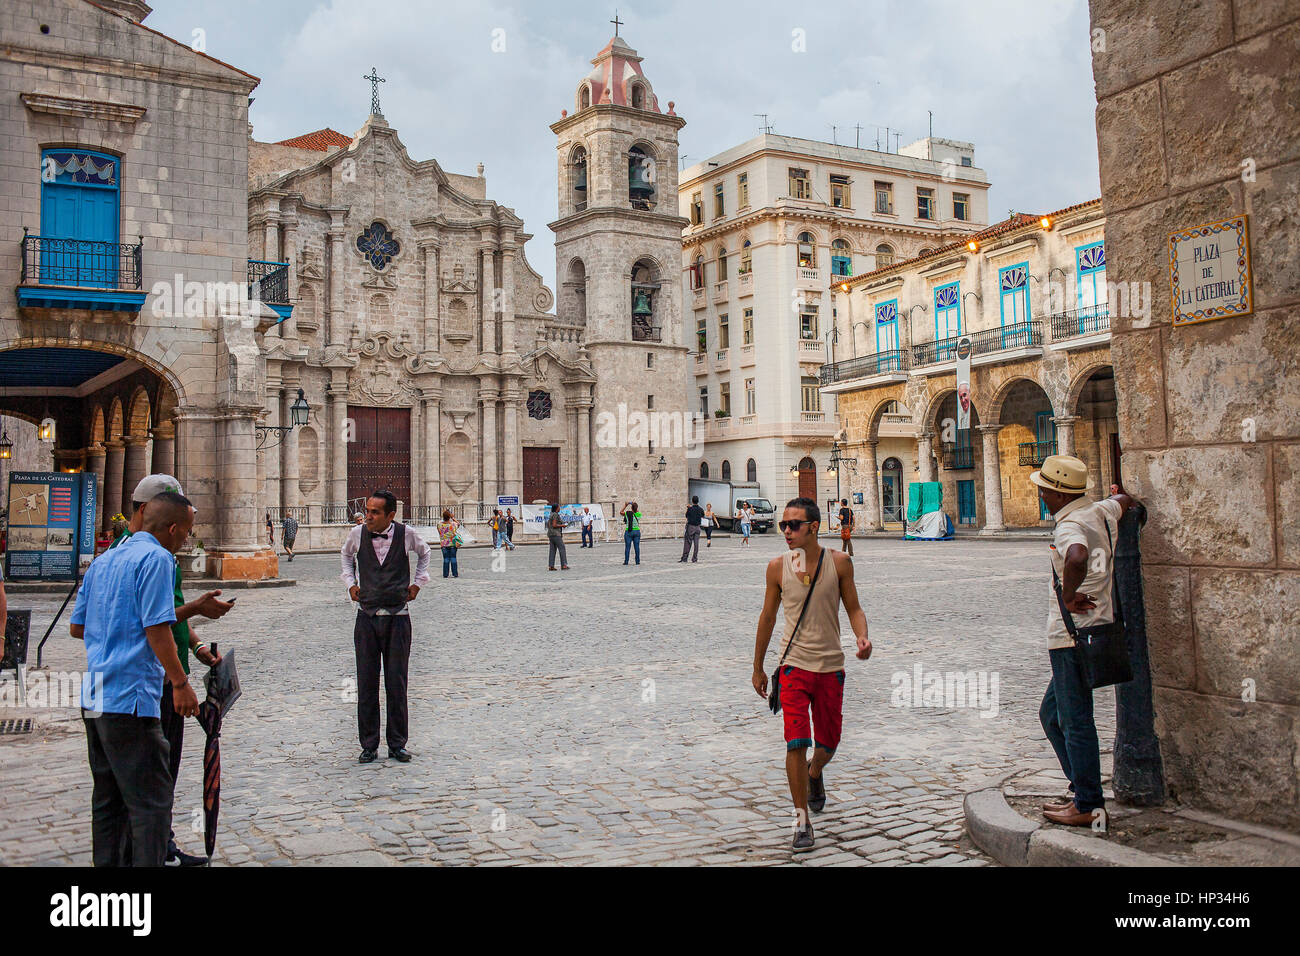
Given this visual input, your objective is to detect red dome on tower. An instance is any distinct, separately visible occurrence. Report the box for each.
[575,36,660,113]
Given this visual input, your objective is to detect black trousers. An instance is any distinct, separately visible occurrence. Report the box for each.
[353,611,412,751]
[158,679,185,849]
[84,713,173,867]
[581,524,594,547]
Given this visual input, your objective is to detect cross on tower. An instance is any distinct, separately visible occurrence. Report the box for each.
[363,66,385,115]
[610,11,623,36]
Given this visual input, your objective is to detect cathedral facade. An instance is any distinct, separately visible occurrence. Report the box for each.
[250,34,690,537]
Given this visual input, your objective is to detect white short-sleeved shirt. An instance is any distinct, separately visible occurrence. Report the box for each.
[1046,497,1123,650]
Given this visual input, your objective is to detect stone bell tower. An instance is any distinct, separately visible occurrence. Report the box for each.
[549,33,689,530]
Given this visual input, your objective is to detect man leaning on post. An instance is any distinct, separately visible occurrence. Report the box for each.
[71,492,200,867]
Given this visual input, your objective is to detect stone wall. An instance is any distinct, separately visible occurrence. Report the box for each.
[1090,0,1300,828]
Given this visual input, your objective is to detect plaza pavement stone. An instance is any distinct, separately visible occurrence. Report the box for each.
[0,534,1113,866]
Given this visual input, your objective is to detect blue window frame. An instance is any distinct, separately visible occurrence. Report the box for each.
[957,479,976,525]
[934,281,961,359]
[998,261,1030,347]
[874,299,900,370]
[1075,241,1107,331]
[39,149,120,287]
[831,254,852,276]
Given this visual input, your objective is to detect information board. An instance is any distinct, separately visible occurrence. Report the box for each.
[4,472,96,581]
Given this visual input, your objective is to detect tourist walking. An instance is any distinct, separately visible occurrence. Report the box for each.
[740,502,753,547]
[490,509,504,549]
[837,498,854,556]
[580,506,595,548]
[111,474,233,867]
[1031,456,1136,827]
[621,502,641,565]
[680,496,704,563]
[547,502,570,571]
[437,509,461,578]
[341,490,432,764]
[502,509,517,550]
[71,491,199,867]
[703,503,716,547]
[282,512,299,561]
[265,510,274,548]
[751,497,872,854]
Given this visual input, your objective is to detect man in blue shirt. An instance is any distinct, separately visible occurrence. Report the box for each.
[71,492,197,867]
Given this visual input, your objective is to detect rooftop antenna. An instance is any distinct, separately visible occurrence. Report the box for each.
[854,123,863,148]
[928,110,934,158]
[829,124,838,145]
[892,131,901,152]
[874,127,882,151]
[755,113,773,134]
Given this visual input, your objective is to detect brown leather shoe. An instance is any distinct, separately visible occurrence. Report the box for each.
[1043,802,1101,827]
[1042,794,1075,812]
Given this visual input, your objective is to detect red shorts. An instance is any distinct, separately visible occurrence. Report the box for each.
[779,666,845,752]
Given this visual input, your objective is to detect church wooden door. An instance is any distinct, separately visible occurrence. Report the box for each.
[797,456,817,501]
[523,447,560,504]
[348,405,411,507]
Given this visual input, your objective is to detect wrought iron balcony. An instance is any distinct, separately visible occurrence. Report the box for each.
[942,442,975,470]
[1019,440,1057,467]
[819,349,910,385]
[248,259,291,319]
[632,318,662,342]
[1050,305,1110,341]
[18,233,145,311]
[911,320,1042,367]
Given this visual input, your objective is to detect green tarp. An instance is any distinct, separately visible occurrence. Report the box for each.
[906,481,943,522]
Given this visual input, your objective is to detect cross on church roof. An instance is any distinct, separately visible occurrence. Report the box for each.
[610,11,623,36]
[363,66,385,115]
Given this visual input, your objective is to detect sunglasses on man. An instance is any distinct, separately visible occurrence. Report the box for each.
[778,519,814,532]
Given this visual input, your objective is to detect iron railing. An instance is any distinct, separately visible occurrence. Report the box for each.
[267,506,310,524]
[248,259,290,305]
[632,319,662,342]
[21,233,142,289]
[319,504,353,524]
[912,320,1042,366]
[1019,440,1057,467]
[1050,305,1110,341]
[819,349,910,385]
[942,442,975,470]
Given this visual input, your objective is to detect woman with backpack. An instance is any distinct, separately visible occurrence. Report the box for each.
[437,509,461,578]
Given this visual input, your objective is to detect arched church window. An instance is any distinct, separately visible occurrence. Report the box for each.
[571,146,588,213]
[797,232,816,269]
[580,85,591,110]
[747,458,757,482]
[631,83,645,109]
[631,259,661,342]
[700,461,709,479]
[527,390,553,420]
[721,460,731,481]
[357,221,400,270]
[628,146,655,211]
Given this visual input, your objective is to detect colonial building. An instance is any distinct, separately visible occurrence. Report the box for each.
[249,32,690,539]
[822,199,1115,532]
[0,0,272,577]
[679,134,988,509]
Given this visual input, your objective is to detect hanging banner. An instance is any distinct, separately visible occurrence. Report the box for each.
[955,336,972,433]
[4,472,95,581]
[519,503,606,534]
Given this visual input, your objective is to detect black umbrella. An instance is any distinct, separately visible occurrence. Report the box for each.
[195,645,241,863]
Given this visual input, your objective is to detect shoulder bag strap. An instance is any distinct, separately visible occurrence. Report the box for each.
[1051,562,1080,640]
[777,549,827,669]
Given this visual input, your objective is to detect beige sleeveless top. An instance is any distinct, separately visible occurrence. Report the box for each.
[777,549,845,673]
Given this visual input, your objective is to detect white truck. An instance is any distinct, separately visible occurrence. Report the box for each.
[687,479,776,533]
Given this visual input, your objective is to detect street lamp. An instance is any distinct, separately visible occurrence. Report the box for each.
[0,426,11,460]
[255,387,311,449]
[827,438,856,504]
[649,455,667,483]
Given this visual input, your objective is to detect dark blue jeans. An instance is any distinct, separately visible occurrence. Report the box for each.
[623,530,640,563]
[441,545,458,577]
[1039,646,1104,812]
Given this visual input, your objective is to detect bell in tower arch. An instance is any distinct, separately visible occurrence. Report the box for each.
[632,287,653,317]
[628,147,655,209]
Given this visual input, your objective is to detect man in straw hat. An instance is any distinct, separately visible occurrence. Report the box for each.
[1029,454,1136,827]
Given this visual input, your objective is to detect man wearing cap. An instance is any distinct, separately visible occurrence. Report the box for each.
[1029,454,1136,828]
[111,474,234,865]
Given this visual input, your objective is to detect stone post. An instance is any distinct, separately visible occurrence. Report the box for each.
[122,436,150,514]
[1053,414,1080,458]
[423,392,441,509]
[863,439,882,530]
[280,386,300,509]
[103,440,124,530]
[977,424,1005,533]
[916,431,936,483]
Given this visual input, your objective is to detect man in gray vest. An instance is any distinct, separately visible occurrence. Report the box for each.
[340,490,432,764]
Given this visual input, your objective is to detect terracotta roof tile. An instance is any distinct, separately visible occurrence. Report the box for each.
[274,128,354,151]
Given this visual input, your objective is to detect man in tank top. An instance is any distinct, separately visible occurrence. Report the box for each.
[752,497,872,854]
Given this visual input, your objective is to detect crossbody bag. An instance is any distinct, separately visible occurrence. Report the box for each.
[769,549,826,715]
[1052,520,1132,689]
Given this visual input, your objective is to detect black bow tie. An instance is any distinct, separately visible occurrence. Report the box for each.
[372,531,390,539]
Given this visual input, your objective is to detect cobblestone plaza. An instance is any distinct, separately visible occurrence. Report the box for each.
[0,533,1116,866]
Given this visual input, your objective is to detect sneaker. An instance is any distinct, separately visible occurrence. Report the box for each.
[792,822,815,854]
[164,846,209,867]
[808,770,827,813]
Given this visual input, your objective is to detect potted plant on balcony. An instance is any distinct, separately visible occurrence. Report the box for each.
[715,409,730,419]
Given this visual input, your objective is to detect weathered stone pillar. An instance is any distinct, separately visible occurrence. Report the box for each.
[1087,425,1104,501]
[122,436,149,514]
[479,243,497,354]
[577,401,592,503]
[409,401,422,511]
[103,440,124,530]
[863,439,882,530]
[210,407,273,579]
[281,207,299,340]
[421,241,439,351]
[480,386,499,503]
[501,386,521,502]
[280,386,300,508]
[500,242,517,356]
[86,444,107,531]
[1054,414,1080,458]
[149,423,175,477]
[916,431,936,483]
[423,392,441,509]
[327,221,346,347]
[330,386,349,504]
[263,384,281,511]
[977,424,1005,533]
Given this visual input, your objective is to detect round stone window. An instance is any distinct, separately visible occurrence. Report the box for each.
[527,390,553,420]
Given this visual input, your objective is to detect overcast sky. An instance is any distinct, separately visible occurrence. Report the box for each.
[146,0,1101,295]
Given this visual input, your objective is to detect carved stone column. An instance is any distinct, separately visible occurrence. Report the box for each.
[263,384,282,511]
[1087,425,1105,501]
[577,400,592,503]
[121,436,150,515]
[330,385,349,504]
[480,386,499,504]
[103,440,124,531]
[408,401,421,511]
[863,439,882,530]
[280,205,300,340]
[501,385,521,501]
[423,391,441,509]
[149,422,175,478]
[421,241,440,352]
[327,218,347,347]
[479,242,497,354]
[1054,414,1080,458]
[978,424,1006,533]
[916,430,937,483]
[86,444,107,531]
[500,241,517,356]
[280,386,300,509]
